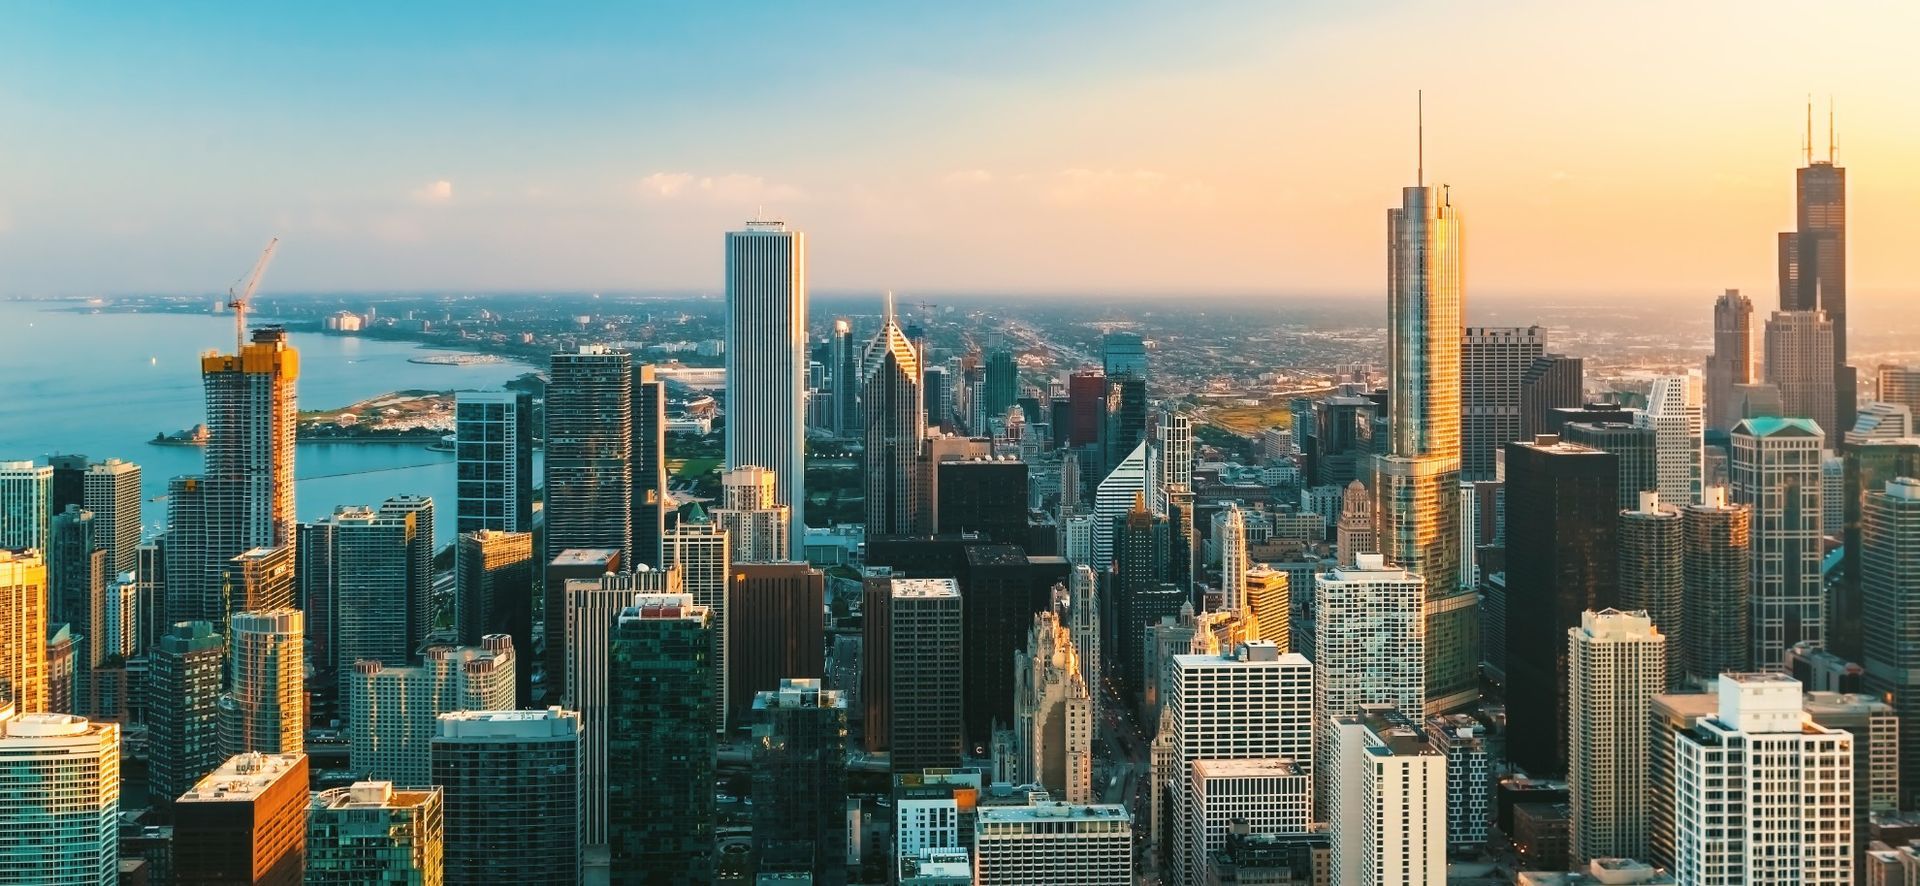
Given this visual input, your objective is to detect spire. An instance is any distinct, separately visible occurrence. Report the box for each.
[884,290,896,325]
[1828,95,1836,163]
[1805,95,1813,166]
[1417,89,1424,188]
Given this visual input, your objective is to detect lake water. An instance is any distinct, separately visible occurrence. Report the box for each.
[0,301,538,549]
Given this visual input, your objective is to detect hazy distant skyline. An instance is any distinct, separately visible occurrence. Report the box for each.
[3,2,1917,305]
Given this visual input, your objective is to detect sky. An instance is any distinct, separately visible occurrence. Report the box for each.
[2,2,1918,305]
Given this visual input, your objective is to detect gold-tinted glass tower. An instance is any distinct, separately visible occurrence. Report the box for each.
[196,327,299,629]
[1376,97,1475,715]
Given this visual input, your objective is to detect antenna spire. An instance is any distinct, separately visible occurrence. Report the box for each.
[884,290,896,324]
[1828,95,1836,163]
[1417,90,1424,188]
[1805,95,1813,166]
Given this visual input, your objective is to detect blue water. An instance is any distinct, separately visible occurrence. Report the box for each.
[0,301,537,549]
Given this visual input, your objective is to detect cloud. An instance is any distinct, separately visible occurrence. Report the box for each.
[636,172,804,204]
[941,168,995,187]
[411,180,454,203]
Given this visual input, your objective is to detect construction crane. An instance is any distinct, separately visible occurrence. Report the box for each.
[228,238,280,352]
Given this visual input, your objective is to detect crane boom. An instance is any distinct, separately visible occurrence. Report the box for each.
[228,237,280,352]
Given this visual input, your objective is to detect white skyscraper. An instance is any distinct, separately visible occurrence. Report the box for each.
[662,507,731,731]
[1673,673,1853,885]
[712,465,790,562]
[1330,705,1446,886]
[1568,608,1666,866]
[1312,554,1426,813]
[725,221,808,531]
[347,635,517,787]
[1218,503,1248,612]
[1067,564,1101,722]
[1164,642,1312,886]
[1640,374,1706,506]
[1156,411,1193,514]
[1093,441,1148,570]
[220,608,304,757]
[1730,417,1826,665]
[0,461,52,551]
[1186,758,1310,884]
[0,711,120,884]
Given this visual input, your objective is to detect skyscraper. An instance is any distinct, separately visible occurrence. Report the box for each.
[148,620,224,811]
[1012,610,1093,804]
[172,751,309,884]
[725,221,809,531]
[1519,354,1585,440]
[1157,410,1193,512]
[220,609,303,757]
[1861,476,1920,808]
[750,679,848,883]
[1877,365,1920,418]
[544,345,633,564]
[1504,436,1618,777]
[454,528,534,703]
[1185,759,1310,885]
[606,593,715,883]
[80,458,140,577]
[662,506,730,730]
[933,459,1028,545]
[1378,156,1474,717]
[317,499,432,668]
[1103,374,1148,484]
[0,549,47,714]
[1560,421,1657,510]
[1461,326,1547,482]
[712,465,790,562]
[432,707,583,886]
[1731,417,1826,664]
[1618,492,1684,688]
[1312,554,1425,813]
[726,562,824,725]
[889,578,964,773]
[347,636,516,788]
[454,390,535,534]
[1647,692,1718,870]
[305,781,444,884]
[0,461,53,551]
[199,326,297,633]
[1218,503,1248,612]
[1778,117,1852,439]
[1092,440,1148,570]
[0,712,120,884]
[1329,705,1446,886]
[1567,609,1665,865]
[1681,487,1752,684]
[1642,374,1706,506]
[631,363,667,568]
[1764,310,1838,445]
[983,340,1017,422]
[47,505,105,713]
[563,566,679,847]
[1706,289,1757,433]
[862,300,925,539]
[830,317,861,437]
[1673,673,1853,884]
[1335,478,1376,567]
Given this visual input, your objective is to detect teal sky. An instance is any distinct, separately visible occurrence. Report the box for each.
[3,2,1917,302]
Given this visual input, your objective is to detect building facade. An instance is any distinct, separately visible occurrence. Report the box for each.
[306,781,444,885]
[453,390,534,534]
[431,707,583,886]
[725,221,809,530]
[0,712,119,884]
[1567,609,1666,865]
[347,636,516,787]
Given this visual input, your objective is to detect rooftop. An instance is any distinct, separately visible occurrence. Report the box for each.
[311,780,439,811]
[975,801,1131,825]
[435,707,581,740]
[891,577,961,599]
[1734,416,1823,438]
[550,548,620,567]
[1192,758,1305,779]
[177,753,306,803]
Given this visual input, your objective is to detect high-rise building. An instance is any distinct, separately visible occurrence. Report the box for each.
[1680,486,1752,684]
[863,302,925,539]
[1103,374,1149,489]
[1312,554,1425,812]
[1672,673,1853,885]
[662,506,730,730]
[830,318,861,437]
[544,345,633,564]
[726,562,823,726]
[1642,375,1706,506]
[1560,421,1658,510]
[453,390,535,534]
[1833,418,1920,663]
[219,609,303,757]
[1012,610,1093,804]
[606,594,715,882]
[543,547,621,701]
[454,529,534,703]
[712,465,790,562]
[45,624,75,716]
[172,751,308,885]
[1731,417,1826,664]
[310,499,432,670]
[0,712,119,884]
[199,327,298,633]
[148,620,225,811]
[1185,759,1310,886]
[0,549,48,713]
[1877,365,1920,418]
[725,221,809,531]
[1335,478,1376,567]
[1764,311,1838,445]
[1426,714,1490,852]
[1647,692,1717,871]
[1861,477,1920,808]
[1706,289,1757,433]
[294,517,338,680]
[0,461,53,551]
[1157,411,1194,511]
[750,679,848,883]
[1066,563,1101,716]
[933,459,1028,545]
[631,364,667,568]
[431,708,583,886]
[1567,609,1665,865]
[1618,493,1684,688]
[562,566,679,846]
[889,578,964,772]
[1778,123,1852,439]
[1162,642,1312,886]
[1092,440,1148,570]
[974,801,1133,886]
[1068,369,1107,456]
[1218,503,1248,612]
[1242,564,1290,651]
[347,636,516,787]
[984,342,1017,422]
[1520,355,1585,441]
[77,458,140,578]
[1329,705,1446,886]
[1103,331,1148,380]
[1109,497,1171,702]
[1801,690,1898,864]
[305,781,444,884]
[1462,326,1548,482]
[1504,436,1618,777]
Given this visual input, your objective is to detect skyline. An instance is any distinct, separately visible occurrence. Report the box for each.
[3,3,1918,306]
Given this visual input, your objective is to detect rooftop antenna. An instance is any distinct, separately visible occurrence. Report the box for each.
[1805,95,1813,166]
[1828,95,1836,163]
[1417,90,1424,188]
[884,290,896,324]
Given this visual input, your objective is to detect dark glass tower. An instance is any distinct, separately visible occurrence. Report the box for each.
[1778,113,1852,438]
[750,679,849,884]
[147,620,225,810]
[1107,496,1170,703]
[631,364,667,568]
[934,460,1029,545]
[1502,437,1618,778]
[862,304,925,540]
[984,343,1018,422]
[1560,422,1658,510]
[455,529,536,704]
[544,346,634,566]
[959,546,1067,746]
[606,595,715,883]
[432,708,584,885]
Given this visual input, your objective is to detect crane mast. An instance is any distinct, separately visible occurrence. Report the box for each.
[228,237,280,352]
